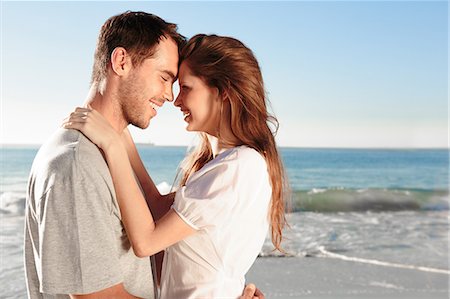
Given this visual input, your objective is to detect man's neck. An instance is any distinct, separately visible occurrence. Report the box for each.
[84,82,128,134]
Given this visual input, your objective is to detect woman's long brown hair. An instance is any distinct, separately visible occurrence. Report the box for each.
[178,34,289,251]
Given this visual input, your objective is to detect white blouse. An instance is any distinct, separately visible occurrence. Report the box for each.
[159,145,272,299]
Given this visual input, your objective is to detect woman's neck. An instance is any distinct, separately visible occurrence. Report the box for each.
[207,134,240,158]
[207,135,222,158]
[206,100,242,157]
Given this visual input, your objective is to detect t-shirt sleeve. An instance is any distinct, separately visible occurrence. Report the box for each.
[38,162,123,294]
[173,160,237,230]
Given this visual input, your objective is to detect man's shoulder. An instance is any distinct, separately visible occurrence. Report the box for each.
[33,128,104,174]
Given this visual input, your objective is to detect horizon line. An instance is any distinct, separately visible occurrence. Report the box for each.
[1,143,449,151]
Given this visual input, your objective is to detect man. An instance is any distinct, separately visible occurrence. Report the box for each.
[24,11,263,299]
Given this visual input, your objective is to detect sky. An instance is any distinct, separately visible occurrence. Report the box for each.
[1,0,448,148]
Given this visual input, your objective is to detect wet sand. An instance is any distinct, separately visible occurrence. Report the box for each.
[246,256,449,298]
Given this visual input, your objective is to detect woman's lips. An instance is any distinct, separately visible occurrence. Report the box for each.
[182,110,191,122]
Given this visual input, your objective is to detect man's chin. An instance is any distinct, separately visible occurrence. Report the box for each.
[131,118,151,130]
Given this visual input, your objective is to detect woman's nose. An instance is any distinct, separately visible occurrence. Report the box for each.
[174,94,182,107]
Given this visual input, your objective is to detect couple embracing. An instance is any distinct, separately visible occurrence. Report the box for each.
[25,11,288,299]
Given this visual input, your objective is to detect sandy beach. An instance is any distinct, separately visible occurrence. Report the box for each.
[246,256,449,298]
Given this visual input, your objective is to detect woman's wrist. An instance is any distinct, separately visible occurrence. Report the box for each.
[103,135,126,158]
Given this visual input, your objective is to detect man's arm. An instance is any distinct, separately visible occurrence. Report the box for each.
[31,153,128,295]
[240,283,265,299]
[70,283,141,299]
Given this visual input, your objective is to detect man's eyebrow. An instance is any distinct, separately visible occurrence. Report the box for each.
[162,70,176,81]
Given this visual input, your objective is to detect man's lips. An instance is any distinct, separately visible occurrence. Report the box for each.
[149,99,164,112]
[149,102,160,112]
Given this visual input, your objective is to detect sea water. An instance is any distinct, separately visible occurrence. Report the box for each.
[1,145,448,298]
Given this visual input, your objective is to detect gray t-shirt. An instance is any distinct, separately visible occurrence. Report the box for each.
[24,129,155,298]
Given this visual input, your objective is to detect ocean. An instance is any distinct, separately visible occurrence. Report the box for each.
[1,145,449,298]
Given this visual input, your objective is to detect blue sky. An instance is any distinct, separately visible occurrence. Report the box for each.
[1,1,448,148]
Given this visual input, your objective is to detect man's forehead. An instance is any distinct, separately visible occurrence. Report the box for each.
[151,38,179,72]
[153,37,179,57]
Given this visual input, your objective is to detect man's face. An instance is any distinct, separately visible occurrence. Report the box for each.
[119,37,179,129]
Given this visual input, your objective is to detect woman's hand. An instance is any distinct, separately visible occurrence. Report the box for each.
[62,107,120,151]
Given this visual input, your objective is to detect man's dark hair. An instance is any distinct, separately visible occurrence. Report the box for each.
[91,11,186,84]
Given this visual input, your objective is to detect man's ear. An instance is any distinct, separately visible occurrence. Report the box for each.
[111,47,131,76]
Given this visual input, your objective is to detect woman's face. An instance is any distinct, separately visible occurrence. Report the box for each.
[174,62,222,135]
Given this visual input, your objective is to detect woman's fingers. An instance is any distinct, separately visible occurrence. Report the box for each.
[62,119,86,126]
[67,107,93,121]
[61,106,119,150]
[74,107,91,113]
[69,111,89,119]
[62,121,85,130]
[66,108,100,123]
[64,114,89,125]
[62,109,92,128]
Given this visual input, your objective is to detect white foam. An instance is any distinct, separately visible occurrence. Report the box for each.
[307,188,326,194]
[156,182,172,195]
[369,281,404,290]
[318,246,450,275]
[0,192,26,215]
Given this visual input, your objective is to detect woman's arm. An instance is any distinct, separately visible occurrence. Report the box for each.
[63,107,196,257]
[120,128,174,220]
[104,140,195,257]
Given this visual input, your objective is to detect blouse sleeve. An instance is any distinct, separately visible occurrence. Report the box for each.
[172,160,237,231]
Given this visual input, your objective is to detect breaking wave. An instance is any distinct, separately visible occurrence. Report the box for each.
[291,188,448,212]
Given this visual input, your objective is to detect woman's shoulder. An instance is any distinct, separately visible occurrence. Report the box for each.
[209,145,267,170]
[234,146,267,169]
[186,146,266,185]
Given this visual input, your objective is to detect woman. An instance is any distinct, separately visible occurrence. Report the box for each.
[64,34,288,298]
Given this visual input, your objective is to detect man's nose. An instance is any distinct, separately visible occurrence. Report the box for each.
[163,85,174,102]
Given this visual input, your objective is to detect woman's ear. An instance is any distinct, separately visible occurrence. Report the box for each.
[110,47,131,76]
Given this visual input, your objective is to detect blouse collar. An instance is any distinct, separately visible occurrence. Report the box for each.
[207,135,229,158]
